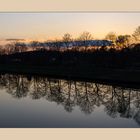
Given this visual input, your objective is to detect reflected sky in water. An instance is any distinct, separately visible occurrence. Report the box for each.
[0,74,139,128]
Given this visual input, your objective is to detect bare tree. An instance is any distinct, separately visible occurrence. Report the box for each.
[79,31,93,40]
[105,32,117,44]
[63,33,72,42]
[62,33,72,50]
[78,31,93,51]
[133,26,140,42]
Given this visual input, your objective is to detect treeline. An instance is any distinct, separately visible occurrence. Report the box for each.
[0,39,112,55]
[0,26,140,55]
[0,43,140,69]
[0,26,140,70]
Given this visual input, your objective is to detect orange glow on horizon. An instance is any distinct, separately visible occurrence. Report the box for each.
[0,13,139,41]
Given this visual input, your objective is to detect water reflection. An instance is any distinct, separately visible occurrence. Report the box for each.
[0,74,140,127]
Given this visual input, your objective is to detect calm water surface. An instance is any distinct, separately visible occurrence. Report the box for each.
[0,74,139,128]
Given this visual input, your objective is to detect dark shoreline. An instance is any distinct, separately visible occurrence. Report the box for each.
[0,64,140,89]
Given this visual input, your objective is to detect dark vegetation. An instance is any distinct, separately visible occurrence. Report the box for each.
[0,43,140,88]
[0,27,140,86]
[0,43,140,68]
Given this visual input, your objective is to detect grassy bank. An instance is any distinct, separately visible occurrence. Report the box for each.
[0,49,140,88]
[0,64,140,88]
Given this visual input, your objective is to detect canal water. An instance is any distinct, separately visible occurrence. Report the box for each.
[0,74,139,128]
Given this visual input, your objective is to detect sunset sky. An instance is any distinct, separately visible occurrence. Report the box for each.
[0,13,139,41]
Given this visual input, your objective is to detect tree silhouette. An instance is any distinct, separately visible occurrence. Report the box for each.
[62,33,72,50]
[104,87,118,118]
[78,31,93,51]
[116,35,131,48]
[14,42,27,53]
[133,26,140,42]
[5,75,29,98]
[105,32,117,45]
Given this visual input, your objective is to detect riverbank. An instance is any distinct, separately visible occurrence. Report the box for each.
[0,64,140,89]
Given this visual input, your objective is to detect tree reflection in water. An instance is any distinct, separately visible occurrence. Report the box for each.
[0,74,140,125]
